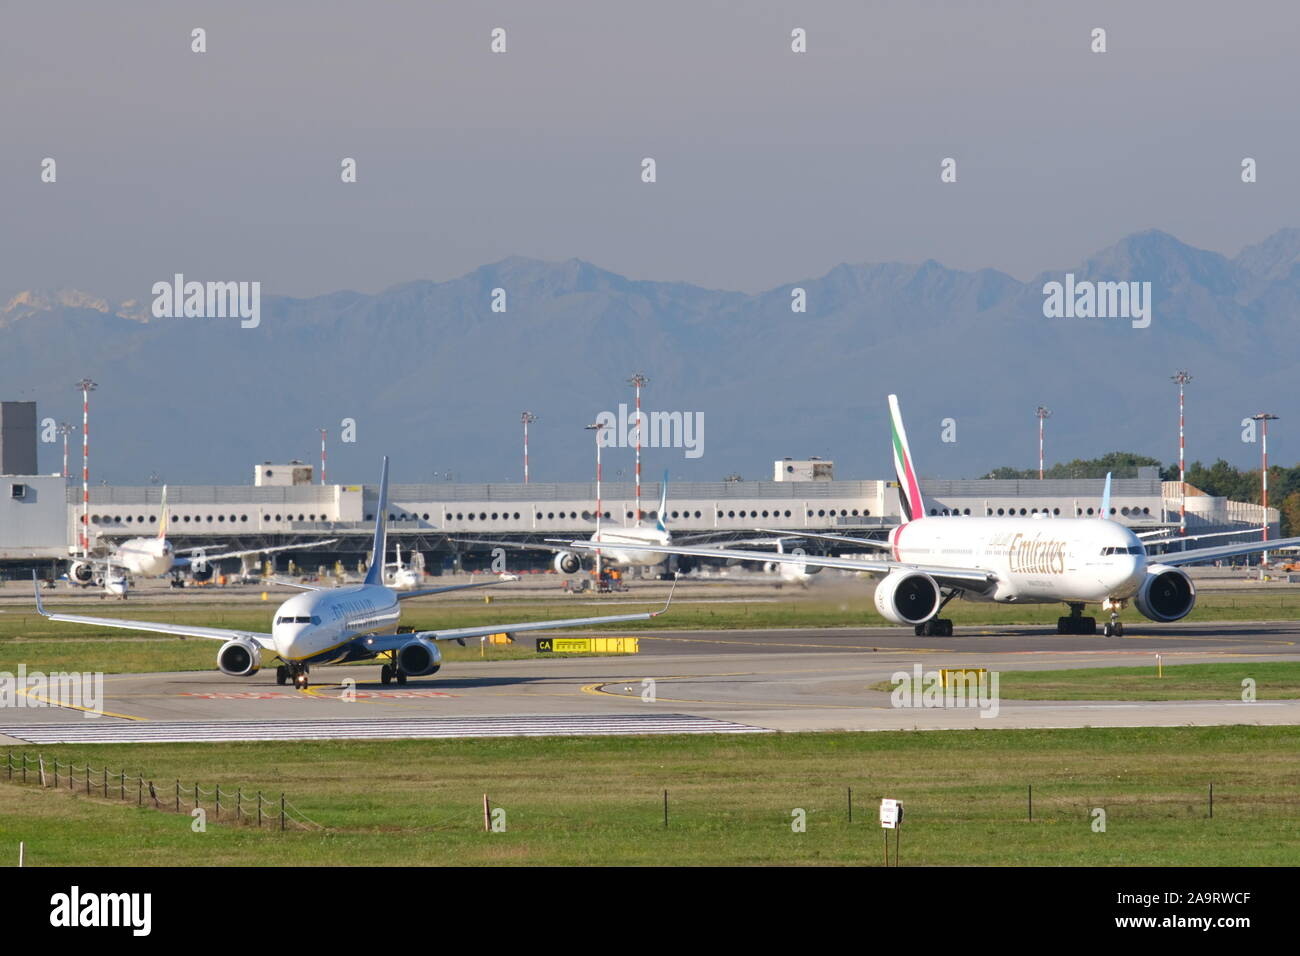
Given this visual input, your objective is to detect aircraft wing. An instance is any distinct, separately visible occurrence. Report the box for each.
[174,538,340,566]
[395,574,519,601]
[561,540,994,591]
[1151,536,1300,568]
[360,583,676,652]
[755,528,893,550]
[457,538,572,554]
[1140,528,1262,545]
[32,575,274,649]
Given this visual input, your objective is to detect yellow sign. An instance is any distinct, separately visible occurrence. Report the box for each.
[536,637,639,654]
[939,668,987,690]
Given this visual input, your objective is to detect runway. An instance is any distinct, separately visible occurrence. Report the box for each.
[2,620,1297,743]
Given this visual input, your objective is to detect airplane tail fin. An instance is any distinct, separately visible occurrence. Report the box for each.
[888,395,926,522]
[655,471,669,534]
[157,485,169,540]
[364,458,390,586]
[1100,472,1112,519]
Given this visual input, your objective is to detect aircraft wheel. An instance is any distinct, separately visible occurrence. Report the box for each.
[1114,623,1124,637]
[914,624,926,636]
[396,671,408,685]
[381,664,393,685]
[276,666,288,686]
[1103,623,1114,637]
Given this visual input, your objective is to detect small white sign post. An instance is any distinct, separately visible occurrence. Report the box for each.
[880,799,904,866]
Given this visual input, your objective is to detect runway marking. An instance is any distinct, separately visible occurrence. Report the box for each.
[0,714,771,744]
[580,679,883,710]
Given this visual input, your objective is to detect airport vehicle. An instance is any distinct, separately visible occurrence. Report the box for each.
[67,486,337,587]
[35,458,673,688]
[563,395,1300,636]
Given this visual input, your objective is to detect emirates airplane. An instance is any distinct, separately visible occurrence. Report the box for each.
[564,395,1299,637]
[36,459,673,688]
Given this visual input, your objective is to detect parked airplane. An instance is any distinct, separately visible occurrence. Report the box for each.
[385,543,423,590]
[562,394,1300,637]
[66,485,337,588]
[467,474,737,574]
[35,458,673,688]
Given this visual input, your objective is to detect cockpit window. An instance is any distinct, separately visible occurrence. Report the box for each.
[276,616,315,624]
[1100,546,1143,556]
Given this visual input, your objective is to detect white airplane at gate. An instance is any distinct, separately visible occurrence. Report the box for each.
[67,485,337,589]
[36,458,673,688]
[563,395,1300,637]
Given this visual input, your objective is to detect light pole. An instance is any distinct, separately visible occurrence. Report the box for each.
[585,422,608,579]
[1172,371,1191,536]
[1035,406,1052,480]
[320,428,327,485]
[73,379,97,558]
[628,373,649,522]
[521,412,537,484]
[1251,413,1279,564]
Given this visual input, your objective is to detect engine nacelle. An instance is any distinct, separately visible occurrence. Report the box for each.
[1134,565,1196,623]
[190,550,214,582]
[396,637,442,676]
[554,551,583,575]
[69,561,95,585]
[873,570,941,625]
[217,639,262,677]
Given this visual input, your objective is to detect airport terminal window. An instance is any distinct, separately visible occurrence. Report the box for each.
[929,508,937,516]
[997,508,1004,515]
[852,509,859,516]
[149,516,156,522]
[817,510,825,517]
[1052,508,1059,515]
[697,511,704,518]
[491,513,499,520]
[206,516,213,522]
[1087,508,1094,515]
[514,512,520,520]
[728,510,735,518]
[964,509,971,515]
[480,513,487,520]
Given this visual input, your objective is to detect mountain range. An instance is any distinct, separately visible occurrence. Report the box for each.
[2,228,1298,485]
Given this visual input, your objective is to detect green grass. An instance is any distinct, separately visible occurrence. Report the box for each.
[2,589,1298,675]
[0,727,1296,866]
[993,661,1300,701]
[872,662,1300,700]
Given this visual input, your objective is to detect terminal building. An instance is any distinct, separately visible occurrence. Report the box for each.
[0,403,1280,574]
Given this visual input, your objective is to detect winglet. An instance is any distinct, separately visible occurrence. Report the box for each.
[31,571,50,617]
[651,573,679,617]
[1100,472,1112,519]
[364,457,390,586]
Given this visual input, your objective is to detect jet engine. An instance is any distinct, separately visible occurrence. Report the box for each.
[190,549,214,582]
[69,561,95,585]
[217,638,262,676]
[1134,565,1196,623]
[396,637,442,676]
[873,570,941,625]
[553,551,583,575]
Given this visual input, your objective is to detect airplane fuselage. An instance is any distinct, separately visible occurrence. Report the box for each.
[271,584,402,665]
[889,516,1147,604]
[588,525,671,568]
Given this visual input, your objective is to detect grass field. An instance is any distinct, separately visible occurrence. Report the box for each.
[0,726,1296,866]
[871,662,1300,701]
[2,589,1298,675]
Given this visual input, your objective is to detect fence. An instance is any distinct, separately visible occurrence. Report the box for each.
[3,751,322,831]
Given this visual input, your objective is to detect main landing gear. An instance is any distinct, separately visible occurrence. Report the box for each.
[380,661,408,685]
[277,663,311,689]
[1057,604,1097,635]
[914,588,960,637]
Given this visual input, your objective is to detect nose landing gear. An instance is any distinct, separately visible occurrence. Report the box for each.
[277,663,310,689]
[380,661,408,685]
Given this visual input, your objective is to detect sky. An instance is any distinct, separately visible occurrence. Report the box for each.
[1,0,1297,304]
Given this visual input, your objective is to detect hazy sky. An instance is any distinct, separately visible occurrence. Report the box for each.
[1,0,1296,304]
